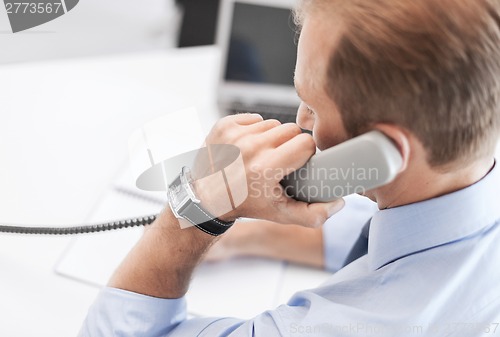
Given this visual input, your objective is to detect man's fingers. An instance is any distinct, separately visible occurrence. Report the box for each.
[267,133,316,179]
[281,198,346,228]
[229,113,264,125]
[245,119,282,133]
[260,123,303,148]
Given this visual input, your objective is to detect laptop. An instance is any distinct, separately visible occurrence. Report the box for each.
[216,0,301,123]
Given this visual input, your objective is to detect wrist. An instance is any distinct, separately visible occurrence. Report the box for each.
[168,166,236,236]
[155,207,218,243]
[192,177,239,223]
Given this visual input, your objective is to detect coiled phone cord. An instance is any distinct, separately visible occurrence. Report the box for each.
[0,215,157,235]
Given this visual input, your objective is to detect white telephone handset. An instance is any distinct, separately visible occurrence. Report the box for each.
[281,131,403,203]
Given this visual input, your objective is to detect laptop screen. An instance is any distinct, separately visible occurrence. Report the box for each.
[224,2,298,87]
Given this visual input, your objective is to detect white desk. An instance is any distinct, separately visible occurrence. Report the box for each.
[0,47,222,337]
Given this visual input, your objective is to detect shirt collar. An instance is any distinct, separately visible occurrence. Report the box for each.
[368,161,500,270]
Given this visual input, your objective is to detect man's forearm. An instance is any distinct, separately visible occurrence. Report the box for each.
[205,221,325,269]
[108,208,217,299]
[237,222,324,268]
[256,224,325,268]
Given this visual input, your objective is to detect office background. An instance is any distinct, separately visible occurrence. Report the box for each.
[0,0,222,64]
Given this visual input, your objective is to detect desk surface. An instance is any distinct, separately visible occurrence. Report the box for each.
[0,47,222,337]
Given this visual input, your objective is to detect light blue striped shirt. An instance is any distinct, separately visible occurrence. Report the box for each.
[80,164,500,336]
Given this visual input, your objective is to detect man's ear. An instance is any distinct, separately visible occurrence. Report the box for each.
[373,124,410,173]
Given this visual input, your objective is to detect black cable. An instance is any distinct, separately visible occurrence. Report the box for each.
[0,214,158,235]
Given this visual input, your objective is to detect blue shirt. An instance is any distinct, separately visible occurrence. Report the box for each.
[322,194,378,272]
[80,164,500,336]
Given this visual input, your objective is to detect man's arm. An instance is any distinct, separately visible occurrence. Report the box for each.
[109,114,343,298]
[204,196,379,270]
[109,210,215,298]
[205,220,325,269]
[80,114,344,336]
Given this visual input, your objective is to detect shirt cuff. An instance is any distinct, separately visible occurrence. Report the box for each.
[79,287,187,337]
[322,195,379,272]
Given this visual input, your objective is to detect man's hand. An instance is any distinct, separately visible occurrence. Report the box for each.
[197,114,344,227]
[204,219,327,269]
[108,114,344,299]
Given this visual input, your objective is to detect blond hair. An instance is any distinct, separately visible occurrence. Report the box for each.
[295,0,500,167]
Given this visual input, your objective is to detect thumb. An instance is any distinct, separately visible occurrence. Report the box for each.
[281,198,345,228]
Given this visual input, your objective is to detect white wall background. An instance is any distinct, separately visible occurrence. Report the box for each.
[0,0,180,64]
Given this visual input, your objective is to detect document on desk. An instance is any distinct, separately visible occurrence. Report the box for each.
[55,166,330,318]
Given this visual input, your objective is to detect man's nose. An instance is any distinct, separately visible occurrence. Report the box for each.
[296,108,314,131]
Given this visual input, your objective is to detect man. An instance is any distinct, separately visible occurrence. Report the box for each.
[80,0,500,335]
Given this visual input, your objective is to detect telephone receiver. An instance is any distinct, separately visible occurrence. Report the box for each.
[280,130,403,203]
[0,131,402,235]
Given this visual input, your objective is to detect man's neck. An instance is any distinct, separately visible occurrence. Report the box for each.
[375,157,495,210]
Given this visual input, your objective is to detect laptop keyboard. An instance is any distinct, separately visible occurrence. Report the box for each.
[228,102,298,124]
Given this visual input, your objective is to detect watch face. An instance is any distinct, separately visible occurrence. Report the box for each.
[169,183,190,215]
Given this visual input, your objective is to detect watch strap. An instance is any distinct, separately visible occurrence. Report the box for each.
[182,202,234,236]
[169,174,234,236]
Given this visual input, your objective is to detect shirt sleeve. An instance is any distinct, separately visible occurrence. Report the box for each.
[79,287,285,337]
[78,287,186,337]
[322,195,379,272]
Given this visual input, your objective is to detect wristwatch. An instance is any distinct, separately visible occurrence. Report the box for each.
[168,166,235,236]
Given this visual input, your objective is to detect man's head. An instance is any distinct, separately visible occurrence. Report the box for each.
[294,0,500,206]
[295,0,500,164]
